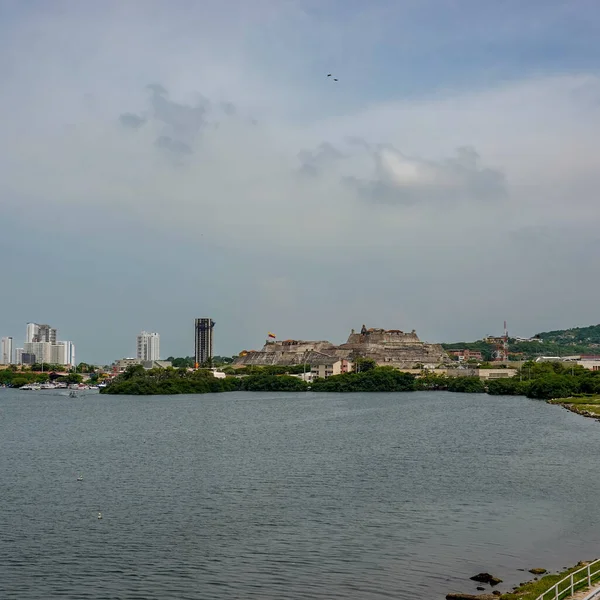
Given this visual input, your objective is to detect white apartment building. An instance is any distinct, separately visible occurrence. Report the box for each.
[50,341,76,368]
[26,323,39,343]
[1,337,13,364]
[137,331,160,361]
[14,348,23,365]
[23,342,53,364]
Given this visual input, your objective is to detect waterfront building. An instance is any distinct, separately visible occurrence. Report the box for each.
[21,352,35,365]
[136,331,160,361]
[310,358,353,379]
[23,342,52,364]
[1,337,13,364]
[51,341,76,368]
[15,348,23,365]
[194,318,215,367]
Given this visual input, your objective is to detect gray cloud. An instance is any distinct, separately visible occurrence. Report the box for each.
[119,113,146,129]
[346,144,507,205]
[155,135,193,156]
[116,84,240,160]
[297,142,344,177]
[298,140,506,206]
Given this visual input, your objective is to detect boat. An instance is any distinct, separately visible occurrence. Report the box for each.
[20,383,41,391]
[69,391,77,398]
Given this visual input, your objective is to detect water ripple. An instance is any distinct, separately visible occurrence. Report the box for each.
[1,389,600,599]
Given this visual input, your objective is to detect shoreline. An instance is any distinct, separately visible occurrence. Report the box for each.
[447,560,600,600]
[548,395,600,423]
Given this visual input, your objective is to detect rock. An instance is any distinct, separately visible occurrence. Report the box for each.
[477,587,485,591]
[470,573,503,586]
[446,594,497,600]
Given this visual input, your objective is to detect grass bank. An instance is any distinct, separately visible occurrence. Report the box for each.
[499,560,599,600]
[548,395,600,420]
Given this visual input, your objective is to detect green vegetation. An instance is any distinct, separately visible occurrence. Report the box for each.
[311,367,415,392]
[0,370,49,386]
[97,356,600,403]
[101,365,308,395]
[0,369,84,387]
[166,356,235,368]
[500,560,599,600]
[444,323,600,362]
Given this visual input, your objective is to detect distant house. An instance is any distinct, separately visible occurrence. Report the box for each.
[448,349,483,362]
[311,357,353,379]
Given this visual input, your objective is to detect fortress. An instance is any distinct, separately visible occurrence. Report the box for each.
[233,325,449,369]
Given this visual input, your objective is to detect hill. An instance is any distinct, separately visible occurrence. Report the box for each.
[443,324,600,361]
[534,324,600,345]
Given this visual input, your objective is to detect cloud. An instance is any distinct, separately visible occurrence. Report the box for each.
[1,2,599,361]
[119,113,146,129]
[344,144,506,206]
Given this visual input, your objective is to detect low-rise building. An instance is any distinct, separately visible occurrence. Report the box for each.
[448,349,484,361]
[311,357,353,379]
[577,359,600,372]
[447,368,517,380]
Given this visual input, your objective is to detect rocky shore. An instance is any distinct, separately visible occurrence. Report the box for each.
[446,561,596,600]
[548,396,600,422]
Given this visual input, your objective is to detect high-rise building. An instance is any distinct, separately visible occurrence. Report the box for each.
[26,323,39,343]
[194,318,214,367]
[51,342,76,368]
[35,324,57,344]
[15,348,23,365]
[26,323,57,344]
[136,331,160,361]
[1,337,13,364]
[23,341,52,364]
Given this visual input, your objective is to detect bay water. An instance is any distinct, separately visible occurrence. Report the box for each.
[1,389,599,599]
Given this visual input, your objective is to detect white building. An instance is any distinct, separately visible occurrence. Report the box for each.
[137,331,160,361]
[15,348,23,365]
[26,323,39,343]
[1,337,13,364]
[50,341,76,368]
[311,358,354,379]
[23,342,52,364]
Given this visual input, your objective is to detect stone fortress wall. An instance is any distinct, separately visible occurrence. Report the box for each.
[233,325,449,369]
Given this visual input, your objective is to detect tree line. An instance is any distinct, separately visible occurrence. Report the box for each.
[100,360,600,400]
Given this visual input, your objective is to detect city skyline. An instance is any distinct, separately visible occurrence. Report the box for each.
[1,2,599,364]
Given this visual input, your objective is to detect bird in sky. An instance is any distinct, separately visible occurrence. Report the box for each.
[327,74,338,81]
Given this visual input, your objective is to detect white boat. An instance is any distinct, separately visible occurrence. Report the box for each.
[20,383,41,391]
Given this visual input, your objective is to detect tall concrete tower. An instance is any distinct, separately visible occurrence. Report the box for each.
[194,318,215,367]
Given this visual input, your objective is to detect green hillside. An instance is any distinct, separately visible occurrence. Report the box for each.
[534,324,600,345]
[443,324,600,360]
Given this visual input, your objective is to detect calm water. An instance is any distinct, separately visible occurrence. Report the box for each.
[1,389,600,599]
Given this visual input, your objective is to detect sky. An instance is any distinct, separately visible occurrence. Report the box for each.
[1,0,599,364]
